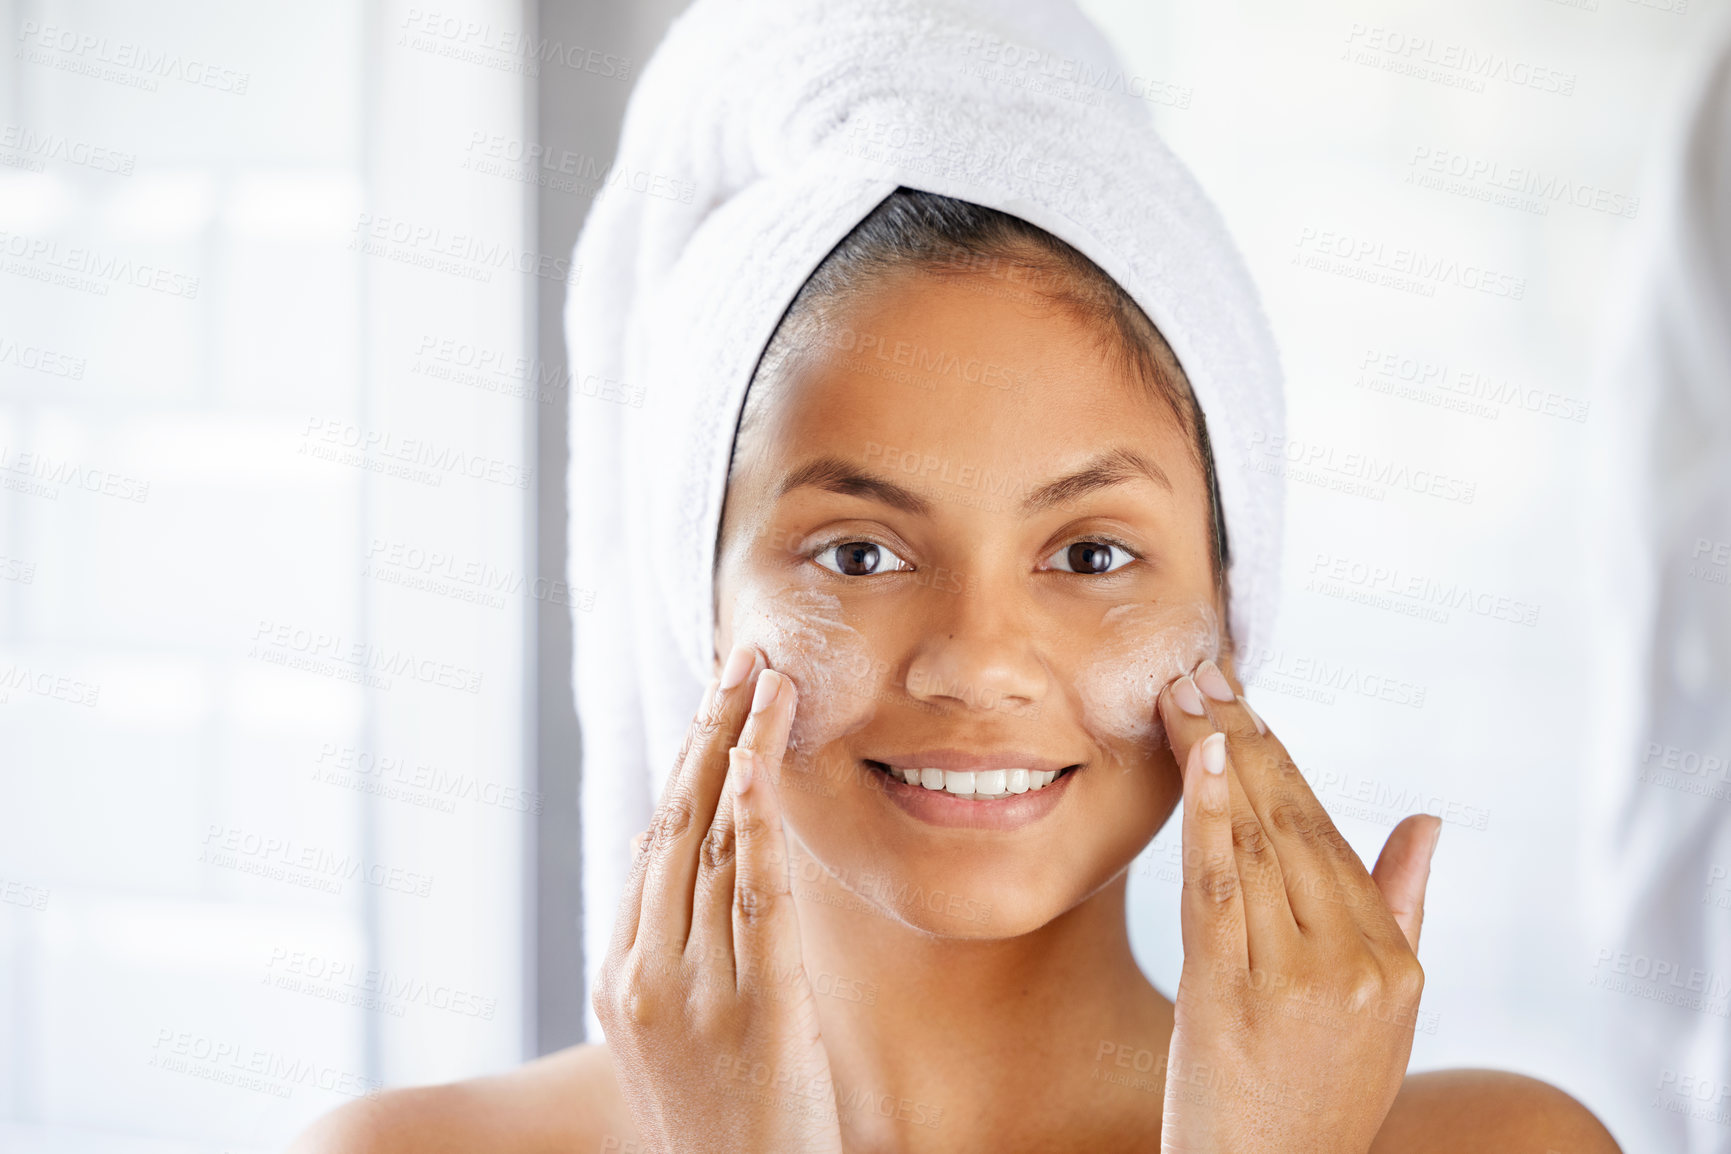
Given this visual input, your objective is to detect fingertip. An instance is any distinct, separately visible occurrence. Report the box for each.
[718,643,761,692]
[1200,731,1227,775]
[1398,813,1442,858]
[1171,674,1207,717]
[1182,734,1225,800]
[729,746,755,798]
[1376,815,1441,899]
[748,667,780,715]
[1194,659,1236,703]
[1155,677,1189,729]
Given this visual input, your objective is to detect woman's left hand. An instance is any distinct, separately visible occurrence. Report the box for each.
[1154,658,1442,1154]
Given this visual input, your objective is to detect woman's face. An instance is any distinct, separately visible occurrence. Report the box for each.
[714,265,1226,939]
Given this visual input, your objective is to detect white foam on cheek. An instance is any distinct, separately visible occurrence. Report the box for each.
[728,584,879,756]
[1073,601,1221,761]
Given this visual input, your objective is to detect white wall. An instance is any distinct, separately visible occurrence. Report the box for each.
[0,1,534,1148]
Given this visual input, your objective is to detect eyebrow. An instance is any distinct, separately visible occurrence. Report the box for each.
[775,448,1171,517]
[776,456,936,516]
[1019,447,1171,512]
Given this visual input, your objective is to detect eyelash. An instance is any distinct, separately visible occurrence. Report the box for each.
[805,534,913,577]
[1043,533,1142,575]
[801,533,1144,576]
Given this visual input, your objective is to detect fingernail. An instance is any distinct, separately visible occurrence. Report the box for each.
[1195,659,1234,703]
[730,746,755,795]
[1238,695,1267,735]
[1201,732,1227,775]
[1426,819,1443,862]
[719,643,757,691]
[750,669,782,714]
[1171,675,1206,717]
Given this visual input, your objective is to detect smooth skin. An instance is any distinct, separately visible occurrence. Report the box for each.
[290,265,1621,1154]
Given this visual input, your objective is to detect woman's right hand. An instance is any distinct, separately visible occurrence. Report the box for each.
[592,644,844,1154]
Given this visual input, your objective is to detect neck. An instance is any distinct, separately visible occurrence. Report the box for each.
[787,839,1173,1149]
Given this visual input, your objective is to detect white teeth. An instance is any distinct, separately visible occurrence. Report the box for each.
[892,765,1067,800]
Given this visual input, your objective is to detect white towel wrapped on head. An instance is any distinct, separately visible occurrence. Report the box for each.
[564,0,1286,1040]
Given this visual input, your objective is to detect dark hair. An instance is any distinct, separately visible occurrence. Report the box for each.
[731,187,1231,602]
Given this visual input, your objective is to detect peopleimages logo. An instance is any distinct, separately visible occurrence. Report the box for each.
[0,231,200,299]
[1354,347,1590,425]
[0,445,150,504]
[249,618,486,696]
[15,21,251,94]
[200,824,436,899]
[1341,23,1576,96]
[1590,948,1731,1007]
[0,333,88,379]
[397,8,631,80]
[1306,551,1541,628]
[0,124,136,175]
[148,1028,381,1100]
[1407,145,1639,220]
[348,214,581,286]
[1293,227,1525,301]
[1246,432,1477,505]
[300,417,532,490]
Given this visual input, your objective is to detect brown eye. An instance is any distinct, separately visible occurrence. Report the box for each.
[1044,541,1133,574]
[814,540,909,577]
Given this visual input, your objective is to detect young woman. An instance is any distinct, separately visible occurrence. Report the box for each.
[290,190,1620,1152]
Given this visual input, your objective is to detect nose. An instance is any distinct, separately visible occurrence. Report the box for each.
[904,581,1048,714]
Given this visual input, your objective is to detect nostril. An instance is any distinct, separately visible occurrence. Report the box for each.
[905,652,1049,714]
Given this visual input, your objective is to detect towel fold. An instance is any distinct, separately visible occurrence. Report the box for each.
[565,0,1285,1040]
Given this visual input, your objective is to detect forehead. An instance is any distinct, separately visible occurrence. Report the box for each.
[746,270,1197,488]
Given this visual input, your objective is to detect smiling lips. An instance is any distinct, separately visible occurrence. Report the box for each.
[886,766,1063,800]
[870,750,1076,803]
[868,754,1078,829]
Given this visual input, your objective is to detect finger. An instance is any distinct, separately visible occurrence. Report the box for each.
[688,782,739,983]
[735,659,797,764]
[1179,729,1247,972]
[1371,815,1441,952]
[1160,680,1295,954]
[637,644,763,956]
[1192,660,1377,933]
[731,671,803,998]
[692,662,799,974]
[605,818,657,965]
[607,678,719,958]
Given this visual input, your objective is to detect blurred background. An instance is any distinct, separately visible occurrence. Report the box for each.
[0,0,1722,1149]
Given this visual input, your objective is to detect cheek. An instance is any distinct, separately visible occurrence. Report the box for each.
[1071,600,1221,757]
[727,584,882,757]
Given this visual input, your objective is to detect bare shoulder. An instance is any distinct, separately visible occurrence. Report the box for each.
[1374,1068,1621,1154]
[285,1042,638,1154]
